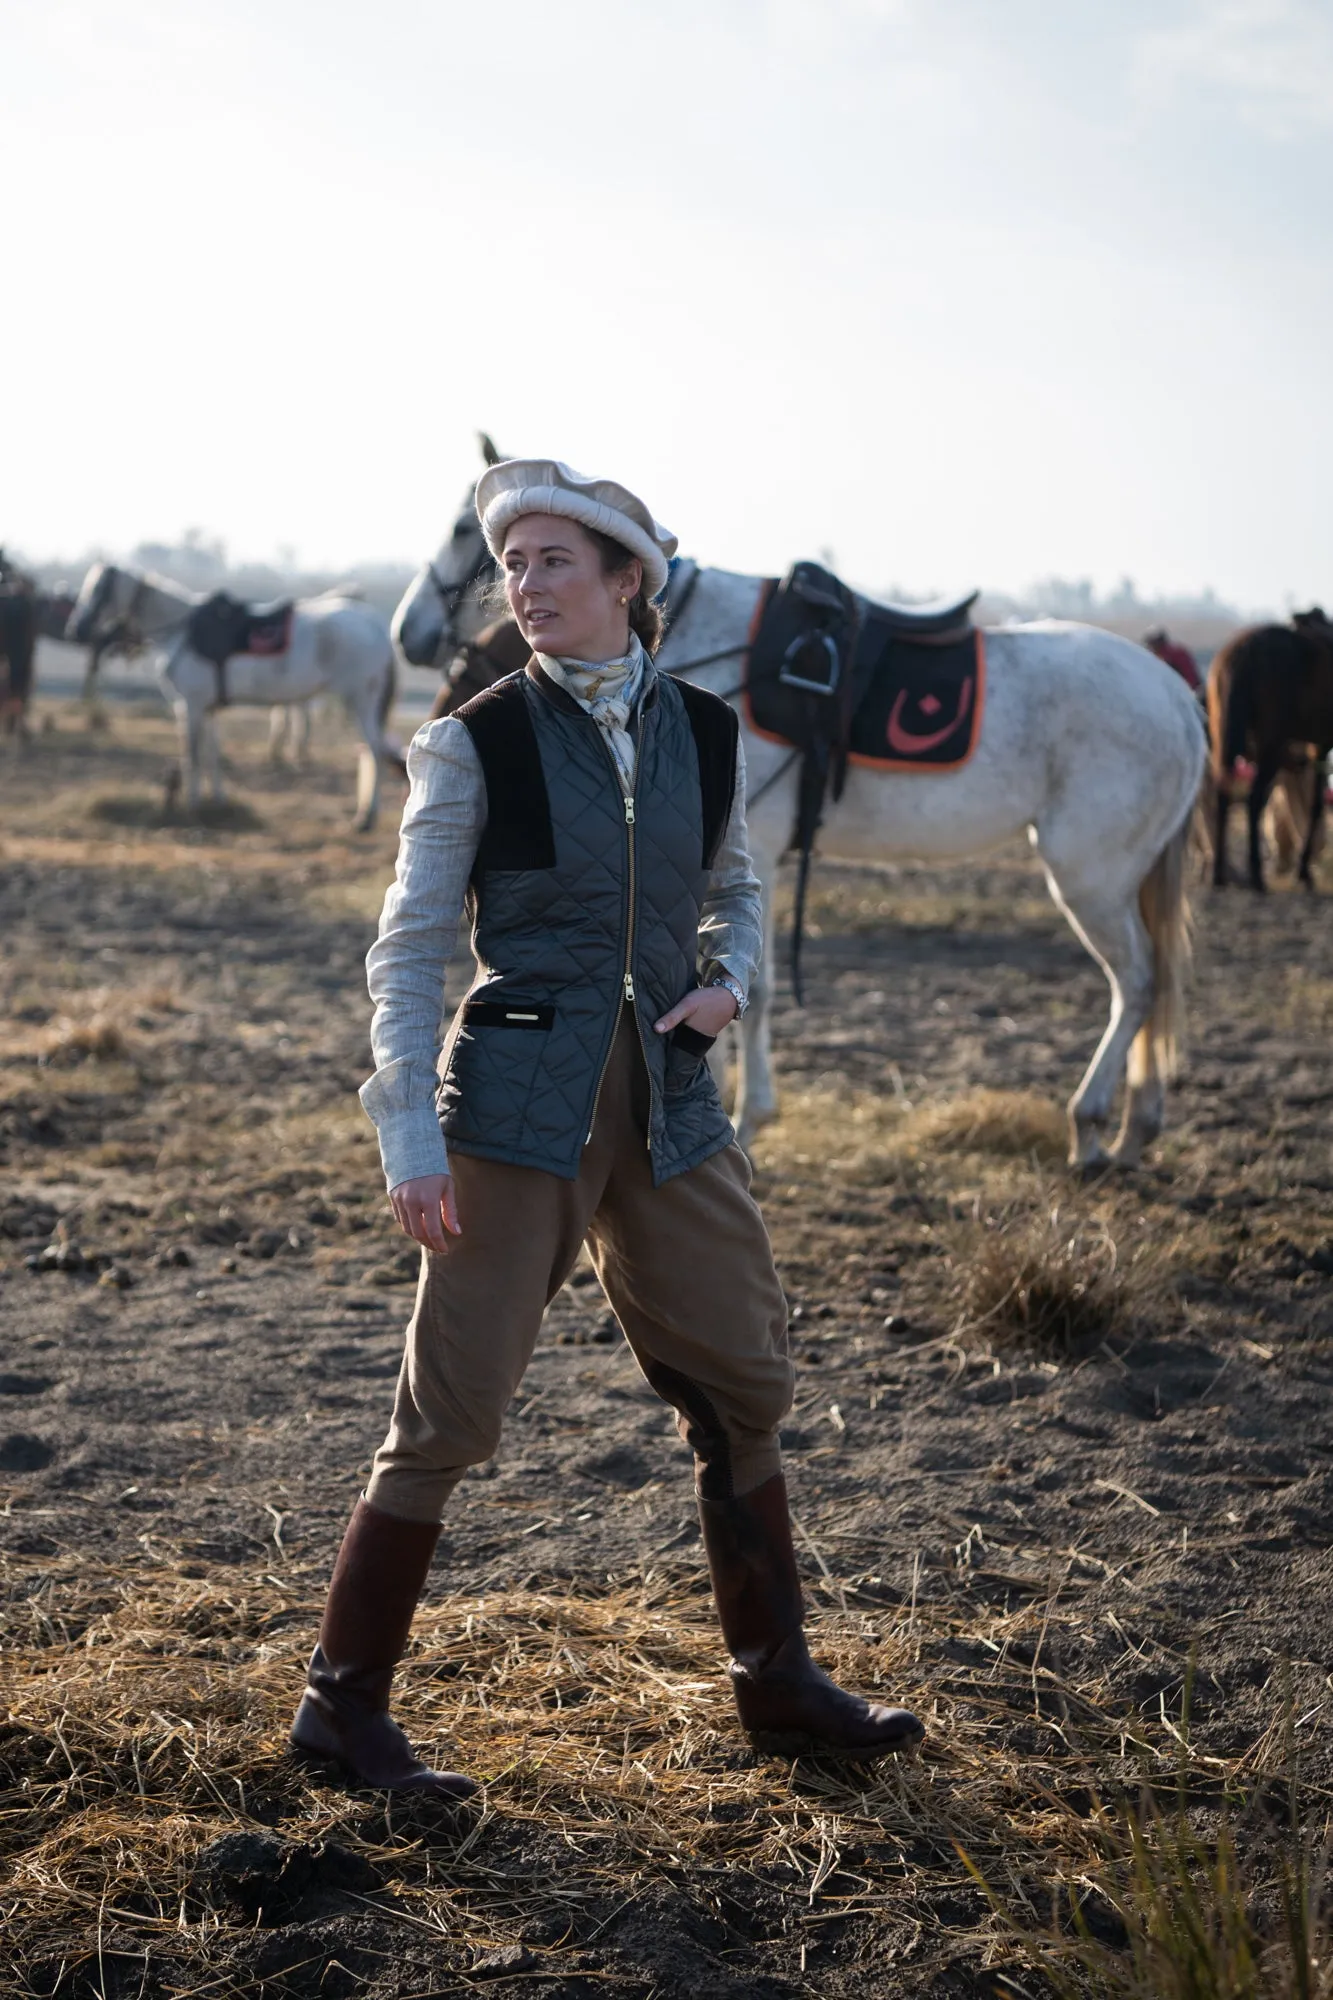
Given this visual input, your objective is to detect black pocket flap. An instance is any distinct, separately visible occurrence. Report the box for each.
[671,1023,716,1059]
[464,998,555,1031]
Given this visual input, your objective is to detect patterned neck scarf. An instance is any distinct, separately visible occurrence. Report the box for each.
[537,635,648,796]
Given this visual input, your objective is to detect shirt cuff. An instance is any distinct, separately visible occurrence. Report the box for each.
[362,1101,451,1193]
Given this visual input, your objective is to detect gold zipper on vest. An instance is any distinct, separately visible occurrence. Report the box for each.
[586,786,651,1147]
[581,686,658,1151]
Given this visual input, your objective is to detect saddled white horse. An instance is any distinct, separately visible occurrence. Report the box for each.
[394,481,1207,1169]
[68,564,401,830]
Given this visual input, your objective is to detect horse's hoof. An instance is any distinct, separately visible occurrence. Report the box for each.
[1069,1125,1112,1174]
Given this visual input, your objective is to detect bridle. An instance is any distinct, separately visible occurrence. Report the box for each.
[424,534,496,640]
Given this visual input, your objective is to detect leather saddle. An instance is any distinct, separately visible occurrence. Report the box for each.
[187,592,294,698]
[746,561,978,1000]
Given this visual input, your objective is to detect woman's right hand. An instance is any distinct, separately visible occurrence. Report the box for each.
[389,1174,461,1253]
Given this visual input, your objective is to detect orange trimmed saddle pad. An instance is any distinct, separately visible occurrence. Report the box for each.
[744,566,985,776]
[844,625,984,772]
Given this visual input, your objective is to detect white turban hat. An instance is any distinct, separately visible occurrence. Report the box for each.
[475,458,678,601]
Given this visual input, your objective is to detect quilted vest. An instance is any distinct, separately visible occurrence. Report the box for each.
[438,664,740,1186]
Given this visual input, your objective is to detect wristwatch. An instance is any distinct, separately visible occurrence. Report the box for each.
[709,973,749,1018]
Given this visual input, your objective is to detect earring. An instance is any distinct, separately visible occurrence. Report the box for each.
[618,595,628,606]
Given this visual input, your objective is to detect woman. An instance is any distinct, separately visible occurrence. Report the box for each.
[290,460,924,1797]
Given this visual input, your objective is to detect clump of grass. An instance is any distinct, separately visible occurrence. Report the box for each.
[38,1010,130,1066]
[904,1089,1068,1163]
[969,1677,1333,1999]
[953,1205,1129,1354]
[747,1084,911,1184]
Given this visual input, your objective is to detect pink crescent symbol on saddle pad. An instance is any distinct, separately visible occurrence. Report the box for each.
[918,693,942,716]
[886,676,973,756]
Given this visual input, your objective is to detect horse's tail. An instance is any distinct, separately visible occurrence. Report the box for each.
[1130,808,1193,1088]
[1207,633,1252,785]
[378,647,396,731]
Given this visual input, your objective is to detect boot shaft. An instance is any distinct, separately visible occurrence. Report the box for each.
[697,1472,803,1671]
[319,1497,441,1675]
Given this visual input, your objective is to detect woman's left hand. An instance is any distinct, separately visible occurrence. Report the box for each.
[654,984,738,1038]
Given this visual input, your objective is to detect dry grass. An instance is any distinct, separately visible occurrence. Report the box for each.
[5,1548,1307,1996]
[37,1012,131,1067]
[750,1085,1068,1192]
[971,1690,1333,1999]
[949,1204,1146,1356]
[1283,969,1333,1035]
[902,1089,1069,1164]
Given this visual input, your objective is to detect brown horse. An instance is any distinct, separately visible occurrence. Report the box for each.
[0,555,38,737]
[1208,609,1333,890]
[426,616,530,720]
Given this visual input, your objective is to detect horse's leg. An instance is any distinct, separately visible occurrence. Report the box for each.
[173,697,204,813]
[1212,773,1230,887]
[1246,753,1281,892]
[267,705,287,764]
[349,694,383,833]
[1038,854,1155,1169]
[83,645,107,730]
[206,713,227,802]
[291,702,312,768]
[1296,754,1328,891]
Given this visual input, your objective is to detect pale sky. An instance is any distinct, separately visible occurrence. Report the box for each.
[5,0,1331,605]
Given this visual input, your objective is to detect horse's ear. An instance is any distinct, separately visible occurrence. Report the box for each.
[478,431,502,467]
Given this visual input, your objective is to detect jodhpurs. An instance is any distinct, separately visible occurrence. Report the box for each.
[365,1009,793,1524]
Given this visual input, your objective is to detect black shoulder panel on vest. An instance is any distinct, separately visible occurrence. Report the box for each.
[669,676,740,869]
[454,673,557,873]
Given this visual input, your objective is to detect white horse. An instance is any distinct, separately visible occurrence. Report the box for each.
[394,483,1206,1169]
[68,564,401,830]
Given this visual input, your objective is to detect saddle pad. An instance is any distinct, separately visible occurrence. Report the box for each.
[243,606,293,657]
[744,576,985,775]
[187,594,294,668]
[845,623,984,771]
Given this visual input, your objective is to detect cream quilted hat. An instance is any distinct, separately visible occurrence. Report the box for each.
[475,458,678,599]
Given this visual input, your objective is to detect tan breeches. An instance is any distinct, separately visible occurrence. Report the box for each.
[365,1010,793,1524]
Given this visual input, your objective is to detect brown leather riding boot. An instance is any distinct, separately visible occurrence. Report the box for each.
[698,1473,924,1759]
[290,1497,476,1800]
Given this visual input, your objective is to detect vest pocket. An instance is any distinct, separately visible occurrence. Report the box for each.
[463,997,555,1031]
[664,1021,716,1092]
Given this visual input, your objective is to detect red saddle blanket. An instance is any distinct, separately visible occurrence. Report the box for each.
[744,574,985,774]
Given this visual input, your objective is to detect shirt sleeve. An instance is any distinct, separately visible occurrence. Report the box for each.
[358,717,486,1191]
[697,735,764,1000]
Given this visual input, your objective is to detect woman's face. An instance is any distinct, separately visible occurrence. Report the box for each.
[501,515,641,661]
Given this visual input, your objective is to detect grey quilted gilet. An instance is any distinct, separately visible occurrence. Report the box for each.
[438,666,737,1186]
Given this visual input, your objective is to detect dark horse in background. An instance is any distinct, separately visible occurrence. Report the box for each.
[1209,609,1333,891]
[0,550,39,736]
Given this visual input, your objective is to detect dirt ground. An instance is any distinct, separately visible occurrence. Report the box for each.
[3,697,1332,1998]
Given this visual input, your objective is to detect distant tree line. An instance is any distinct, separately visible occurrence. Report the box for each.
[16,534,1273,665]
